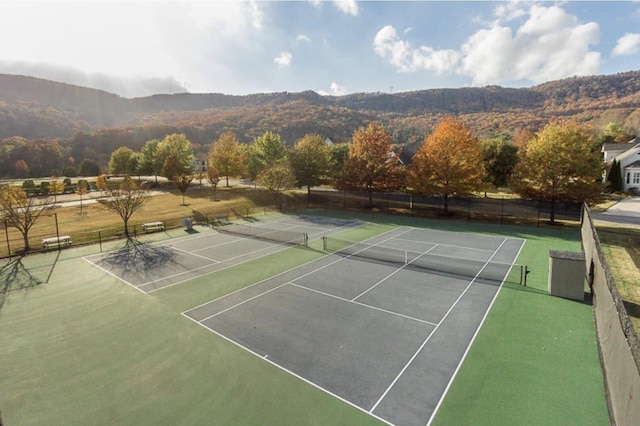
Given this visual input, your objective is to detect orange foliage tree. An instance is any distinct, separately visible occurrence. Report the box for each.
[208,131,245,187]
[409,117,486,214]
[338,123,405,205]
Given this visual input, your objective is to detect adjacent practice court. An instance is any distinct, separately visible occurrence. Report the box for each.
[184,226,526,426]
[84,215,360,293]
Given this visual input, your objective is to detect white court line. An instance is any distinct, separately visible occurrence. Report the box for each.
[426,238,527,426]
[369,237,511,414]
[153,220,371,295]
[182,224,395,318]
[394,236,496,254]
[190,236,256,254]
[180,311,394,426]
[289,282,437,327]
[142,243,294,293]
[351,242,440,302]
[168,245,220,262]
[81,257,146,294]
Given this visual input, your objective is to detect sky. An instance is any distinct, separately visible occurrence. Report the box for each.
[1,0,640,98]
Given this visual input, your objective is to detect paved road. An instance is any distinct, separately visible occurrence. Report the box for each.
[592,197,640,227]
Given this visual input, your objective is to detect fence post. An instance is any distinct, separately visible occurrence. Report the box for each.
[501,196,504,225]
[54,213,60,251]
[98,230,102,252]
[4,219,11,257]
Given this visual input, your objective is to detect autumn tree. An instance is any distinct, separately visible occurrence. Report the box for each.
[330,143,349,172]
[510,122,604,223]
[137,139,161,182]
[289,134,332,200]
[513,128,535,152]
[77,180,89,214]
[96,174,108,196]
[155,134,194,179]
[408,117,486,214]
[14,160,30,178]
[256,162,296,209]
[0,185,53,251]
[208,132,245,187]
[98,177,149,238]
[49,178,65,205]
[339,123,405,205]
[207,167,221,201]
[161,154,187,182]
[174,174,193,206]
[480,136,519,189]
[246,131,287,180]
[109,147,137,176]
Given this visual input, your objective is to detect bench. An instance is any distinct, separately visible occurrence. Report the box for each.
[42,236,72,250]
[142,221,165,232]
[213,216,230,226]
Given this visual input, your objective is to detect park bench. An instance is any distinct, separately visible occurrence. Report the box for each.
[42,236,72,250]
[213,216,230,226]
[141,221,165,232]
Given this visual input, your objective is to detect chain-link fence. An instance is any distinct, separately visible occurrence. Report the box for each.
[0,203,287,258]
[307,189,581,224]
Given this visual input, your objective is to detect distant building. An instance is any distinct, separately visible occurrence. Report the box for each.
[191,153,208,173]
[603,138,640,192]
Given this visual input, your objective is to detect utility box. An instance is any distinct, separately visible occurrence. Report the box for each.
[548,250,585,301]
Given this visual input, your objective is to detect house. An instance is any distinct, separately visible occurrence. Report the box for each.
[601,138,640,161]
[191,153,208,174]
[603,138,640,193]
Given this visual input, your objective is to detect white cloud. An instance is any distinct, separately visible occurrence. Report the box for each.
[462,5,601,84]
[309,0,359,16]
[334,0,359,16]
[297,34,312,43]
[318,82,347,96]
[274,51,293,66]
[373,25,460,74]
[329,82,347,95]
[612,33,640,57]
[374,4,601,86]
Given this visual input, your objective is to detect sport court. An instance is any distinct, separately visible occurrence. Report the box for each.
[84,215,360,293]
[184,225,526,426]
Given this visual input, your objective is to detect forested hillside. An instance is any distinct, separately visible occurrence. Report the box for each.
[1,70,640,178]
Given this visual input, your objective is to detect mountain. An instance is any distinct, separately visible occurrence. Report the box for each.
[2,71,640,145]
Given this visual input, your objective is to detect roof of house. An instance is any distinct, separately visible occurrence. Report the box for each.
[601,137,640,152]
[626,160,640,169]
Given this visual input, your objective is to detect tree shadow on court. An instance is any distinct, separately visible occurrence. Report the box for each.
[98,237,179,273]
[0,256,45,312]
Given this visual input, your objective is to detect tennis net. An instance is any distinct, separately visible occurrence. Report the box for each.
[219,224,308,247]
[322,236,527,285]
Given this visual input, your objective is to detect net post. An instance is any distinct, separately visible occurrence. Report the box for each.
[524,265,528,286]
[304,233,308,247]
[322,236,327,251]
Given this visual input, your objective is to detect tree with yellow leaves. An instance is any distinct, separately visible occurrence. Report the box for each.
[409,117,486,214]
[510,122,603,223]
[339,123,405,205]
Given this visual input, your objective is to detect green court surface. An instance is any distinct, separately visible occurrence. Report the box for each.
[0,212,609,425]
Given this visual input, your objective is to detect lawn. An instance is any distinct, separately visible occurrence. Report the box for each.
[0,211,609,425]
[596,224,640,334]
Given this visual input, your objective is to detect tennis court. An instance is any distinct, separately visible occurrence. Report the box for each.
[184,226,526,426]
[83,215,361,293]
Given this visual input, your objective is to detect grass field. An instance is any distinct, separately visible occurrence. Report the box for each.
[596,225,640,333]
[0,211,609,425]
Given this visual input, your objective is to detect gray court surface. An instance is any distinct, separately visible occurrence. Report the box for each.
[184,226,525,426]
[83,215,360,293]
